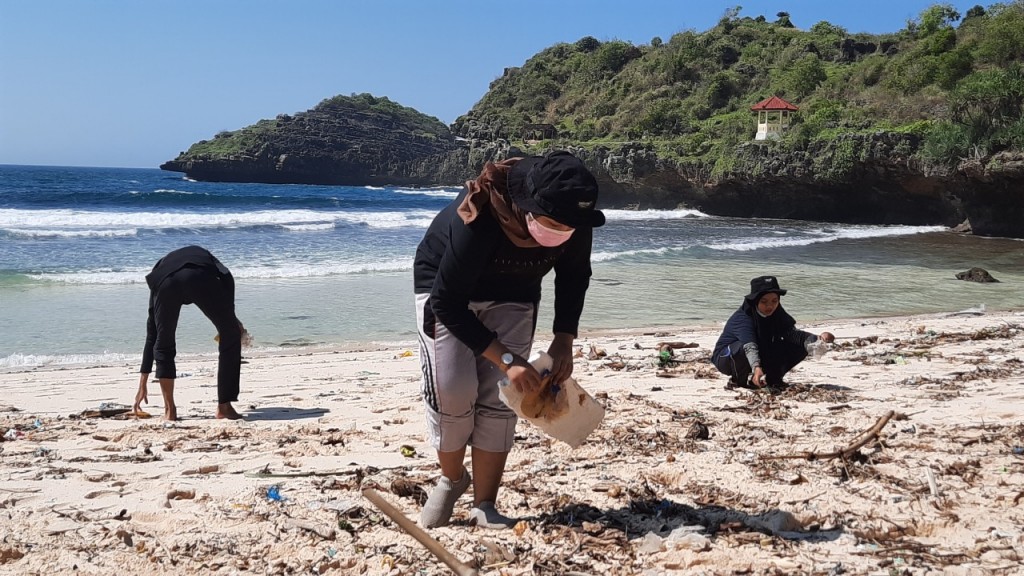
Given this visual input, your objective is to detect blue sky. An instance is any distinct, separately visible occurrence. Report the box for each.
[1,0,981,168]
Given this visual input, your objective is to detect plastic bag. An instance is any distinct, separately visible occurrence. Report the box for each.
[214,328,254,348]
[497,352,605,448]
[806,339,828,360]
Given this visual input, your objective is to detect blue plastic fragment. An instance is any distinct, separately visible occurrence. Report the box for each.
[267,485,284,501]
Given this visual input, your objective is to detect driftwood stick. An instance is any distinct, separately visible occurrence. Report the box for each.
[783,491,827,505]
[182,465,220,475]
[657,341,699,350]
[762,410,896,461]
[840,411,895,455]
[363,487,478,576]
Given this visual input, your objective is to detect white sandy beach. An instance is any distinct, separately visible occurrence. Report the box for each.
[1,310,1023,575]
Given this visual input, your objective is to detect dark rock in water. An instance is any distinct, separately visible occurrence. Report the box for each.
[955,267,1000,283]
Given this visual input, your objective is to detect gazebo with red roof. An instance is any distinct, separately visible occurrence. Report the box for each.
[751,96,798,140]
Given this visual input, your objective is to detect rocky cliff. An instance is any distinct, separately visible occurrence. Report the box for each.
[160,94,464,187]
[955,151,1024,238]
[161,100,1024,239]
[455,136,1023,238]
[573,134,964,227]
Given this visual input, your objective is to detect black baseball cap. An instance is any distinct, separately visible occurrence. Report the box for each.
[507,151,605,228]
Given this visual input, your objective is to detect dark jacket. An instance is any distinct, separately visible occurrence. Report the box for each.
[713,300,815,368]
[413,191,593,355]
[145,245,231,292]
[141,246,235,374]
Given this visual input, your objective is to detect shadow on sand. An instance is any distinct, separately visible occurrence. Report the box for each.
[516,497,843,545]
[243,406,329,421]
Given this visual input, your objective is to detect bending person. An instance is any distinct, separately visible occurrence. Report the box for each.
[712,275,834,389]
[134,245,246,421]
[413,151,604,529]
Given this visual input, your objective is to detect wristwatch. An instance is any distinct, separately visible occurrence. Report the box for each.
[499,352,515,373]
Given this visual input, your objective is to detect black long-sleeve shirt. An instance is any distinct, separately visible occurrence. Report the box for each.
[140,246,234,373]
[413,193,593,355]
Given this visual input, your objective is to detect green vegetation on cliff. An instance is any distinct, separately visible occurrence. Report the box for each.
[178,93,452,160]
[163,93,462,186]
[452,2,1024,172]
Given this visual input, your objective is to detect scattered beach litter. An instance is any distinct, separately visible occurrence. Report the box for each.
[73,402,134,419]
[0,313,1021,574]
[266,485,286,502]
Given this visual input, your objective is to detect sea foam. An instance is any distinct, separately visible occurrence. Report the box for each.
[0,207,438,235]
[707,225,948,251]
[26,257,414,284]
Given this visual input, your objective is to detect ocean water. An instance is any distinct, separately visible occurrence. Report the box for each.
[2,164,1022,368]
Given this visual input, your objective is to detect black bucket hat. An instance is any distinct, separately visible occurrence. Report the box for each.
[745,275,788,302]
[507,151,605,228]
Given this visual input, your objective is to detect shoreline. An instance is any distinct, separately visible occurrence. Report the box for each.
[1,309,1022,574]
[5,226,1024,367]
[4,301,1019,373]
[4,303,1022,374]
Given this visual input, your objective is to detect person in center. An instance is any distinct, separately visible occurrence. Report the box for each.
[134,245,247,421]
[711,276,834,389]
[413,151,604,529]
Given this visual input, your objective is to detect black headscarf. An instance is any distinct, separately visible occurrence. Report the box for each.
[741,297,797,347]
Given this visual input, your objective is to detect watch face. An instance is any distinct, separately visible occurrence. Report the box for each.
[501,352,514,365]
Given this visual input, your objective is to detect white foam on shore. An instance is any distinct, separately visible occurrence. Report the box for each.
[26,257,414,284]
[229,258,412,279]
[392,187,460,198]
[0,207,438,236]
[4,228,139,238]
[280,223,335,232]
[707,225,948,251]
[0,351,133,369]
[591,246,671,262]
[25,268,151,284]
[604,208,709,220]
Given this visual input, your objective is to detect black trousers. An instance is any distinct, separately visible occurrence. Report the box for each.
[152,267,241,403]
[712,340,807,387]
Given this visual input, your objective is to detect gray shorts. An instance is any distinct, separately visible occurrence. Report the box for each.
[415,293,535,453]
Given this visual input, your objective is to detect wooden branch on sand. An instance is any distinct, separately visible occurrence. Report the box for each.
[657,341,699,351]
[762,410,895,461]
[363,487,478,576]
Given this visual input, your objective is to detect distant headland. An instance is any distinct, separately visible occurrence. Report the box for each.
[161,4,1024,238]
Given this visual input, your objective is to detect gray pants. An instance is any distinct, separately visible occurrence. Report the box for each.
[415,293,535,453]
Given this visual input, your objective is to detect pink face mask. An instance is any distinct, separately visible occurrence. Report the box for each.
[526,213,575,247]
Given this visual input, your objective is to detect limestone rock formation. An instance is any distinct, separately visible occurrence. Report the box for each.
[161,103,1024,239]
[160,94,471,187]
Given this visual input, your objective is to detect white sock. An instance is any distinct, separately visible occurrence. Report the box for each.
[469,501,516,529]
[419,469,470,528]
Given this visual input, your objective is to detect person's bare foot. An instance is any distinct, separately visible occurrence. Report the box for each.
[216,402,243,420]
[163,406,178,421]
